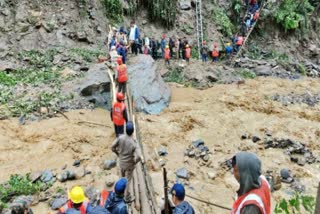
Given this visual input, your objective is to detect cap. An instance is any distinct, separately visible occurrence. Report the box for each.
[115,178,127,194]
[170,183,185,200]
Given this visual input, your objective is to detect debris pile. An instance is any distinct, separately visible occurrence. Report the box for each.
[272,92,320,107]
[184,139,212,166]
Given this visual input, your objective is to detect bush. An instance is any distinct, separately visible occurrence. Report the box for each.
[211,5,235,36]
[238,69,257,79]
[274,0,314,31]
[275,193,315,214]
[102,0,123,23]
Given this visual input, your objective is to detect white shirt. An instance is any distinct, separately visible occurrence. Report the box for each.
[129,25,137,41]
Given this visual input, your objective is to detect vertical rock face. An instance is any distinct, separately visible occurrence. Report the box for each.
[127,55,171,114]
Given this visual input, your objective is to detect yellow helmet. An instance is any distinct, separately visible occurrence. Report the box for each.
[69,186,86,204]
[166,45,169,49]
[186,45,189,48]
[226,43,231,46]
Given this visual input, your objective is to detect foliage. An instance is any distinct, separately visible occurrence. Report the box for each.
[211,4,235,36]
[238,69,257,79]
[274,0,314,31]
[145,0,177,28]
[163,67,186,84]
[18,49,58,68]
[0,174,46,209]
[274,193,315,214]
[68,48,104,63]
[102,0,123,23]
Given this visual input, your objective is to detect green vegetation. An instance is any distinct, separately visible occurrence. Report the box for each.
[273,0,314,31]
[275,193,315,214]
[68,48,104,63]
[164,67,186,84]
[18,49,58,68]
[0,174,47,211]
[211,3,235,36]
[238,69,257,79]
[102,0,123,23]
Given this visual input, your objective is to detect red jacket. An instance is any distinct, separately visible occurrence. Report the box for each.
[112,101,126,126]
[117,64,128,83]
[58,200,89,214]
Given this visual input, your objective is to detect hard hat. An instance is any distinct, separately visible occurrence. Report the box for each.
[226,42,231,46]
[116,92,124,101]
[126,121,134,135]
[69,186,86,204]
[170,183,185,200]
[165,45,169,49]
[115,178,128,194]
[116,57,123,65]
[186,44,189,48]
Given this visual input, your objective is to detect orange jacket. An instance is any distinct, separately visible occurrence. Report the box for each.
[212,49,219,57]
[112,101,126,126]
[164,49,170,60]
[100,189,110,207]
[117,64,128,83]
[58,200,89,214]
[236,37,244,46]
[185,48,191,59]
[232,176,271,214]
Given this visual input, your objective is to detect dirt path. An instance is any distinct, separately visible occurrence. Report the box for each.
[0,77,320,213]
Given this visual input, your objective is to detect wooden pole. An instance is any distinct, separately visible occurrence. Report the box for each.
[315,182,320,214]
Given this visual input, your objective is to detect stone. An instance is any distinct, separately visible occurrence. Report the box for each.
[207,172,216,180]
[297,158,306,166]
[103,160,117,170]
[241,133,249,140]
[50,197,67,210]
[254,65,273,77]
[142,20,147,25]
[105,174,118,187]
[67,170,76,180]
[158,147,168,156]
[206,73,218,82]
[77,31,87,41]
[159,159,166,167]
[176,167,189,179]
[252,136,261,143]
[180,0,191,10]
[30,171,42,183]
[57,171,68,182]
[127,55,171,114]
[78,64,111,108]
[43,22,55,33]
[74,168,86,179]
[73,160,81,167]
[60,67,76,77]
[41,170,54,183]
[192,139,204,148]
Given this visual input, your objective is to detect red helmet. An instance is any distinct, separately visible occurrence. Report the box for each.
[116,92,124,101]
[116,57,123,65]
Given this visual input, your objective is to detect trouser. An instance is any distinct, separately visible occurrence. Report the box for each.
[152,49,157,59]
[121,167,134,200]
[165,59,170,65]
[131,43,138,55]
[212,57,218,62]
[182,50,186,60]
[201,54,208,62]
[169,47,173,57]
[118,81,126,95]
[114,124,124,137]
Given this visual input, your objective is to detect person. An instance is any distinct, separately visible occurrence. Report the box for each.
[231,152,271,214]
[111,121,142,202]
[117,27,127,46]
[144,36,150,55]
[235,34,244,52]
[245,13,253,33]
[109,35,117,51]
[178,38,183,59]
[88,206,109,214]
[161,34,167,58]
[182,37,188,60]
[212,43,219,63]
[185,45,191,65]
[58,186,91,214]
[150,38,158,59]
[225,42,233,59]
[164,45,171,66]
[169,36,175,57]
[129,20,140,55]
[170,183,195,214]
[104,178,128,214]
[116,57,127,95]
[200,41,208,62]
[251,10,260,26]
[248,0,259,13]
[110,93,128,137]
[116,41,127,64]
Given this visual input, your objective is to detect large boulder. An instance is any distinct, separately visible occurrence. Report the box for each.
[180,1,192,10]
[128,55,171,114]
[78,64,111,108]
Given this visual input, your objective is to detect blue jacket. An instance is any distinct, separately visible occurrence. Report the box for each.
[226,46,233,53]
[161,39,167,49]
[104,192,128,214]
[135,27,140,40]
[173,201,195,214]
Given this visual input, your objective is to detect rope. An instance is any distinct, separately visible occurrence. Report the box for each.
[186,193,232,211]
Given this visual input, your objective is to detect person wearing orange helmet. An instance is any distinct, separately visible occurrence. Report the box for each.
[185,44,191,65]
[116,57,128,95]
[211,43,219,63]
[164,45,171,66]
[111,92,128,137]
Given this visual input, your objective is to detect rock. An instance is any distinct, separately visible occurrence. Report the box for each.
[41,170,54,183]
[206,73,218,82]
[50,197,67,210]
[297,158,306,166]
[57,171,68,182]
[176,167,189,179]
[158,147,168,156]
[74,168,86,179]
[105,174,118,187]
[96,27,102,33]
[77,31,87,41]
[67,170,76,180]
[192,139,204,148]
[241,133,249,140]
[30,171,42,183]
[40,107,48,114]
[0,61,17,71]
[280,168,294,183]
[202,155,210,162]
[142,20,147,25]
[60,67,76,77]
[73,160,81,167]
[254,65,273,77]
[252,136,261,143]
[290,181,305,193]
[180,0,191,10]
[207,172,216,180]
[43,22,55,33]
[61,164,67,170]
[127,55,171,114]
[78,64,111,107]
[9,195,33,212]
[103,160,117,170]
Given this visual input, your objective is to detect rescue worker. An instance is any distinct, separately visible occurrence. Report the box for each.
[201,41,208,63]
[182,37,188,60]
[185,45,191,65]
[251,10,260,26]
[235,34,244,52]
[104,178,128,214]
[169,36,175,57]
[225,42,233,59]
[111,121,142,202]
[58,186,91,214]
[231,152,271,214]
[116,57,127,95]
[178,38,183,59]
[170,183,195,214]
[211,43,219,63]
[164,45,171,66]
[117,41,127,64]
[110,93,128,137]
[161,34,167,58]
